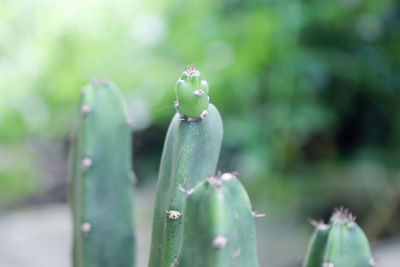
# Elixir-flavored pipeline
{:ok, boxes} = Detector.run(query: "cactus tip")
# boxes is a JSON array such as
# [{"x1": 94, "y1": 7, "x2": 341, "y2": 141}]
[{"x1": 212, "y1": 235, "x2": 228, "y2": 249}]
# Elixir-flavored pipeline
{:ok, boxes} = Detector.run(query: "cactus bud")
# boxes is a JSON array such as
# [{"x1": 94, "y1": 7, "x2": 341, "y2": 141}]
[{"x1": 175, "y1": 65, "x2": 210, "y2": 120}]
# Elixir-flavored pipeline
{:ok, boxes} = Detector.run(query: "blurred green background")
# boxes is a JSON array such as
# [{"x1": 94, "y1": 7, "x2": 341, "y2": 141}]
[{"x1": 0, "y1": 0, "x2": 399, "y2": 266}]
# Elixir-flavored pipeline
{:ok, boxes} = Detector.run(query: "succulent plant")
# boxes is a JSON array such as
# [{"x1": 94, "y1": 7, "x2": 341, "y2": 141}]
[
  {"x1": 175, "y1": 173, "x2": 260, "y2": 267},
  {"x1": 174, "y1": 65, "x2": 210, "y2": 120},
  {"x1": 303, "y1": 208, "x2": 374, "y2": 267},
  {"x1": 69, "y1": 78, "x2": 135, "y2": 267},
  {"x1": 148, "y1": 67, "x2": 223, "y2": 267}
]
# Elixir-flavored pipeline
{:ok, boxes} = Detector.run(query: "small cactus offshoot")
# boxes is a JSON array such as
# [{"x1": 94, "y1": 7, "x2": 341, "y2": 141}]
[
  {"x1": 174, "y1": 65, "x2": 210, "y2": 120},
  {"x1": 176, "y1": 173, "x2": 260, "y2": 267},
  {"x1": 303, "y1": 207, "x2": 374, "y2": 267}
]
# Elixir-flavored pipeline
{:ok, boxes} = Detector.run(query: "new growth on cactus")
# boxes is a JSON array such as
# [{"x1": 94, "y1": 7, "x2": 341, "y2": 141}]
[
  {"x1": 303, "y1": 207, "x2": 374, "y2": 267},
  {"x1": 69, "y1": 78, "x2": 135, "y2": 267},
  {"x1": 176, "y1": 173, "x2": 260, "y2": 267},
  {"x1": 174, "y1": 65, "x2": 210, "y2": 120},
  {"x1": 148, "y1": 67, "x2": 223, "y2": 267}
]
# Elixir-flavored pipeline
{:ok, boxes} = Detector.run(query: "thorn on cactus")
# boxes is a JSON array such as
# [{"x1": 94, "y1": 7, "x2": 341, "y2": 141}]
[
  {"x1": 252, "y1": 211, "x2": 266, "y2": 218},
  {"x1": 81, "y1": 157, "x2": 92, "y2": 170},
  {"x1": 212, "y1": 235, "x2": 228, "y2": 249},
  {"x1": 200, "y1": 110, "x2": 208, "y2": 119}
]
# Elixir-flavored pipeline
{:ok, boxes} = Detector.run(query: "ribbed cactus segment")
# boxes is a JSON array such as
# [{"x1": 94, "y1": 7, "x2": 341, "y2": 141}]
[
  {"x1": 302, "y1": 221, "x2": 330, "y2": 267},
  {"x1": 176, "y1": 173, "x2": 259, "y2": 267},
  {"x1": 303, "y1": 208, "x2": 374, "y2": 267},
  {"x1": 148, "y1": 100, "x2": 223, "y2": 267},
  {"x1": 174, "y1": 65, "x2": 210, "y2": 120},
  {"x1": 69, "y1": 79, "x2": 135, "y2": 267}
]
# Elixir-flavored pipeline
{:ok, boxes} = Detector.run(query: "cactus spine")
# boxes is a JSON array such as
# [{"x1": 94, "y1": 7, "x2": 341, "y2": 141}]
[
  {"x1": 176, "y1": 173, "x2": 259, "y2": 267},
  {"x1": 69, "y1": 79, "x2": 135, "y2": 267},
  {"x1": 303, "y1": 208, "x2": 374, "y2": 267},
  {"x1": 148, "y1": 67, "x2": 223, "y2": 267}
]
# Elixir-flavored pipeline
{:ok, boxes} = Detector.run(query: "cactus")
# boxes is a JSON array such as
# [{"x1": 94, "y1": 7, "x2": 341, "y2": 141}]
[
  {"x1": 148, "y1": 67, "x2": 223, "y2": 267},
  {"x1": 176, "y1": 173, "x2": 260, "y2": 267},
  {"x1": 303, "y1": 208, "x2": 374, "y2": 267},
  {"x1": 69, "y1": 78, "x2": 135, "y2": 267},
  {"x1": 174, "y1": 65, "x2": 210, "y2": 120}
]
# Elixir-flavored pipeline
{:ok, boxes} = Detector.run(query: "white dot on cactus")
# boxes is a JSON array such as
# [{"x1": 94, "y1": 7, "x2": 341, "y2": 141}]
[
  {"x1": 129, "y1": 171, "x2": 138, "y2": 184},
  {"x1": 201, "y1": 80, "x2": 208, "y2": 86},
  {"x1": 370, "y1": 258, "x2": 375, "y2": 266},
  {"x1": 81, "y1": 157, "x2": 92, "y2": 170},
  {"x1": 80, "y1": 222, "x2": 91, "y2": 235},
  {"x1": 221, "y1": 173, "x2": 234, "y2": 182},
  {"x1": 200, "y1": 110, "x2": 208, "y2": 119},
  {"x1": 212, "y1": 235, "x2": 228, "y2": 249},
  {"x1": 80, "y1": 104, "x2": 91, "y2": 114},
  {"x1": 166, "y1": 210, "x2": 182, "y2": 220},
  {"x1": 194, "y1": 90, "x2": 204, "y2": 96},
  {"x1": 174, "y1": 100, "x2": 179, "y2": 108}
]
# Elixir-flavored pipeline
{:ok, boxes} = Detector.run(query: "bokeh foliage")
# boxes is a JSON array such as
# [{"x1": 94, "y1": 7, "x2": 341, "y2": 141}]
[{"x1": 0, "y1": 0, "x2": 399, "y2": 238}]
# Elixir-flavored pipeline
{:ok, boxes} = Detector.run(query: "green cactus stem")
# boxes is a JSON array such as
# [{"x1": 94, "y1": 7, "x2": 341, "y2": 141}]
[
  {"x1": 174, "y1": 65, "x2": 210, "y2": 120},
  {"x1": 69, "y1": 78, "x2": 135, "y2": 267},
  {"x1": 148, "y1": 67, "x2": 223, "y2": 267},
  {"x1": 176, "y1": 173, "x2": 260, "y2": 267},
  {"x1": 303, "y1": 208, "x2": 374, "y2": 267}
]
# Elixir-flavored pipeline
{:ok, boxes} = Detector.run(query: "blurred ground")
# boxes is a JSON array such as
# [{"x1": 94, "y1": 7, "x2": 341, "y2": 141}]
[{"x1": 0, "y1": 182, "x2": 398, "y2": 267}]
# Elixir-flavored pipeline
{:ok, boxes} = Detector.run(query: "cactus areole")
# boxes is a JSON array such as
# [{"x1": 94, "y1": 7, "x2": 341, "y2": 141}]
[{"x1": 174, "y1": 65, "x2": 210, "y2": 120}]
